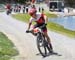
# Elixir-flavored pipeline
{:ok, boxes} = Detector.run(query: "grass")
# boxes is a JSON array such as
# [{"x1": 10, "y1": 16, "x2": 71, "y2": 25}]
[
  {"x1": 47, "y1": 22, "x2": 75, "y2": 38},
  {"x1": 12, "y1": 13, "x2": 30, "y2": 22},
  {"x1": 12, "y1": 13, "x2": 75, "y2": 38},
  {"x1": 0, "y1": 32, "x2": 19, "y2": 60},
  {"x1": 12, "y1": 13, "x2": 57, "y2": 22}
]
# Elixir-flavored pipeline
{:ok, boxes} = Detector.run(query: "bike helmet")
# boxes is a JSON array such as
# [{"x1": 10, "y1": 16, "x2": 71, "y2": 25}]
[{"x1": 28, "y1": 8, "x2": 37, "y2": 16}]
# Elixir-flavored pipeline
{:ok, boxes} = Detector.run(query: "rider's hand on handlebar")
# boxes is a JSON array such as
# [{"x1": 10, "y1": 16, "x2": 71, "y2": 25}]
[
  {"x1": 45, "y1": 23, "x2": 47, "y2": 26},
  {"x1": 26, "y1": 30, "x2": 29, "y2": 33}
]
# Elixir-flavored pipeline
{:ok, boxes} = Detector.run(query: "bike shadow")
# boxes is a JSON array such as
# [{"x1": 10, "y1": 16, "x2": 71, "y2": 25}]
[
  {"x1": 45, "y1": 52, "x2": 62, "y2": 58},
  {"x1": 36, "y1": 52, "x2": 62, "y2": 58}
]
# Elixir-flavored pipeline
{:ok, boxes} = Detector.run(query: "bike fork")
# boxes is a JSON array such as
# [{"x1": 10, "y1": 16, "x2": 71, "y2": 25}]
[{"x1": 44, "y1": 41, "x2": 53, "y2": 53}]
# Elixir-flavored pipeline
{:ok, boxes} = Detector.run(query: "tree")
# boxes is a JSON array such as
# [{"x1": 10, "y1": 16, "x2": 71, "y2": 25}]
[
  {"x1": 65, "y1": 0, "x2": 75, "y2": 7},
  {"x1": 17, "y1": 0, "x2": 31, "y2": 3}
]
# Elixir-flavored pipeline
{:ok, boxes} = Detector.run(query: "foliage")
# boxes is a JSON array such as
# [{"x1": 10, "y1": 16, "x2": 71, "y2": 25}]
[
  {"x1": 0, "y1": 32, "x2": 19, "y2": 60},
  {"x1": 17, "y1": 0, "x2": 26, "y2": 3},
  {"x1": 65, "y1": 0, "x2": 75, "y2": 7}
]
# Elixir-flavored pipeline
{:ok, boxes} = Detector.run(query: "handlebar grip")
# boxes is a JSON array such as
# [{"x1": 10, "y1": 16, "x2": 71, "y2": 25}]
[
  {"x1": 45, "y1": 23, "x2": 47, "y2": 26},
  {"x1": 26, "y1": 30, "x2": 30, "y2": 33}
]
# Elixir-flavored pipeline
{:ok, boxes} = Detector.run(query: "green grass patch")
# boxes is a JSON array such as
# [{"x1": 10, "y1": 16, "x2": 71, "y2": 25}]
[
  {"x1": 12, "y1": 13, "x2": 75, "y2": 38},
  {"x1": 45, "y1": 12, "x2": 57, "y2": 18},
  {"x1": 12, "y1": 13, "x2": 57, "y2": 22},
  {"x1": 47, "y1": 22, "x2": 75, "y2": 38},
  {"x1": 0, "y1": 32, "x2": 19, "y2": 60},
  {"x1": 12, "y1": 13, "x2": 30, "y2": 23}
]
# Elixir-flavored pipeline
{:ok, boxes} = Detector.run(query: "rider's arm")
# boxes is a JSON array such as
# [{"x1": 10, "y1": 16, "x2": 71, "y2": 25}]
[
  {"x1": 27, "y1": 22, "x2": 32, "y2": 30},
  {"x1": 44, "y1": 15, "x2": 48, "y2": 24},
  {"x1": 27, "y1": 18, "x2": 33, "y2": 30}
]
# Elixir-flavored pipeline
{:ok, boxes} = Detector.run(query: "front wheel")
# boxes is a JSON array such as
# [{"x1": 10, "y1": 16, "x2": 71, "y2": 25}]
[{"x1": 37, "y1": 34, "x2": 48, "y2": 57}]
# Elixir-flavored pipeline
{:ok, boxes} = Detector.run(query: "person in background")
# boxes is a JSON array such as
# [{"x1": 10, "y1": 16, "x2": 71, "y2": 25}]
[
  {"x1": 6, "y1": 3, "x2": 12, "y2": 15},
  {"x1": 42, "y1": 7, "x2": 44, "y2": 13},
  {"x1": 32, "y1": 5, "x2": 36, "y2": 9},
  {"x1": 26, "y1": 5, "x2": 28, "y2": 13},
  {"x1": 23, "y1": 5, "x2": 26, "y2": 13},
  {"x1": 39, "y1": 7, "x2": 41, "y2": 12},
  {"x1": 18, "y1": 5, "x2": 21, "y2": 13},
  {"x1": 6, "y1": 3, "x2": 11, "y2": 10}
]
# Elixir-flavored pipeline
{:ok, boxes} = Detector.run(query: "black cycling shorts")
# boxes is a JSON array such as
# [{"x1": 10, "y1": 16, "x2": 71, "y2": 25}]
[{"x1": 33, "y1": 23, "x2": 47, "y2": 32}]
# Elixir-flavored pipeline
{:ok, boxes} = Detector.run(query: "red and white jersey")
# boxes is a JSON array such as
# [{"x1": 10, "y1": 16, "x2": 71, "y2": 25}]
[{"x1": 29, "y1": 13, "x2": 46, "y2": 24}]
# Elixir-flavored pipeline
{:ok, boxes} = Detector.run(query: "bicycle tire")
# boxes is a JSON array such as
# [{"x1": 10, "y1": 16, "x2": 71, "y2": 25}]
[{"x1": 36, "y1": 34, "x2": 47, "y2": 57}]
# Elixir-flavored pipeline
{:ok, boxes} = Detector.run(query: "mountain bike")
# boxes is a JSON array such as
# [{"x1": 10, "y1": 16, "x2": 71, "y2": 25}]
[{"x1": 26, "y1": 24, "x2": 52, "y2": 57}]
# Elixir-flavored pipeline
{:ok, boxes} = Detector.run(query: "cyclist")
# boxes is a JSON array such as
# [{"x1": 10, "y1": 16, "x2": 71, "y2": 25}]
[
  {"x1": 6, "y1": 3, "x2": 11, "y2": 15},
  {"x1": 26, "y1": 8, "x2": 53, "y2": 53},
  {"x1": 6, "y1": 4, "x2": 11, "y2": 10}
]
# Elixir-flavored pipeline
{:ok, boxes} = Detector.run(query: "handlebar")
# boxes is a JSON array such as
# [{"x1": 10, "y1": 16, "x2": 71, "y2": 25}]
[
  {"x1": 26, "y1": 30, "x2": 32, "y2": 33},
  {"x1": 26, "y1": 30, "x2": 37, "y2": 36},
  {"x1": 26, "y1": 23, "x2": 47, "y2": 33}
]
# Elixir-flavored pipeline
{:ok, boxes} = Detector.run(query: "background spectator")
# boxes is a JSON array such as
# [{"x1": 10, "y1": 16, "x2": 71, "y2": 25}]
[
  {"x1": 42, "y1": 7, "x2": 44, "y2": 13},
  {"x1": 39, "y1": 7, "x2": 41, "y2": 12},
  {"x1": 23, "y1": 5, "x2": 26, "y2": 13},
  {"x1": 26, "y1": 6, "x2": 28, "y2": 13}
]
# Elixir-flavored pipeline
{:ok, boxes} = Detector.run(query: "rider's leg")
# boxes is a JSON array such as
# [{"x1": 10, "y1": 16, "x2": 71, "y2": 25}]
[
  {"x1": 43, "y1": 32, "x2": 53, "y2": 51},
  {"x1": 42, "y1": 26, "x2": 53, "y2": 52}
]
